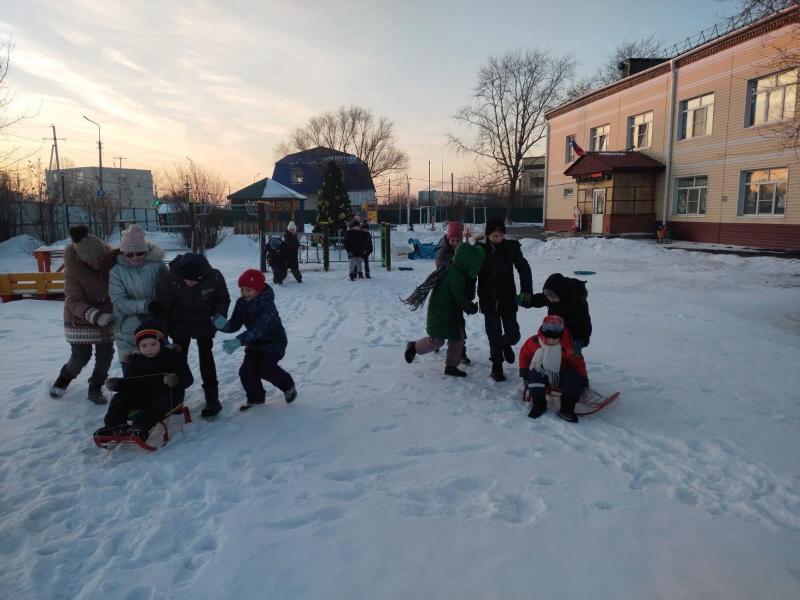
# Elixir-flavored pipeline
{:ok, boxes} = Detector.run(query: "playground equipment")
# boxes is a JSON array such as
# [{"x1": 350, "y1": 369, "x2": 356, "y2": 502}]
[{"x1": 0, "y1": 272, "x2": 65, "y2": 302}]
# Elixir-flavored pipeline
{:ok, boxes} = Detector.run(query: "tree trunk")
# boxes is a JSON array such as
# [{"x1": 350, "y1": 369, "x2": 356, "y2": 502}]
[{"x1": 505, "y1": 175, "x2": 519, "y2": 225}]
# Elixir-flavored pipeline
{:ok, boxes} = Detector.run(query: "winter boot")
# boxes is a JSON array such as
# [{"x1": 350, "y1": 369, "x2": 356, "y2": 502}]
[
  {"x1": 94, "y1": 423, "x2": 132, "y2": 437},
  {"x1": 49, "y1": 374, "x2": 72, "y2": 398},
  {"x1": 130, "y1": 425, "x2": 151, "y2": 441},
  {"x1": 502, "y1": 344, "x2": 515, "y2": 364},
  {"x1": 460, "y1": 347, "x2": 471, "y2": 365},
  {"x1": 490, "y1": 362, "x2": 506, "y2": 382},
  {"x1": 365, "y1": 272, "x2": 371, "y2": 279},
  {"x1": 358, "y1": 271, "x2": 364, "y2": 279},
  {"x1": 349, "y1": 273, "x2": 356, "y2": 282},
  {"x1": 557, "y1": 396, "x2": 580, "y2": 423},
  {"x1": 444, "y1": 365, "x2": 467, "y2": 377},
  {"x1": 404, "y1": 341, "x2": 417, "y2": 364},
  {"x1": 201, "y1": 386, "x2": 222, "y2": 418},
  {"x1": 284, "y1": 386, "x2": 298, "y2": 404},
  {"x1": 87, "y1": 384, "x2": 108, "y2": 405},
  {"x1": 527, "y1": 394, "x2": 547, "y2": 419}
]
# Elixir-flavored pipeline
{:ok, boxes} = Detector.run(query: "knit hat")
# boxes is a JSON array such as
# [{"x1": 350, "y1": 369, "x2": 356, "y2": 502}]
[
  {"x1": 179, "y1": 260, "x2": 204, "y2": 281},
  {"x1": 539, "y1": 315, "x2": 565, "y2": 338},
  {"x1": 287, "y1": 221, "x2": 297, "y2": 232},
  {"x1": 485, "y1": 217, "x2": 506, "y2": 236},
  {"x1": 69, "y1": 225, "x2": 110, "y2": 264},
  {"x1": 134, "y1": 321, "x2": 165, "y2": 345},
  {"x1": 238, "y1": 268, "x2": 266, "y2": 292},
  {"x1": 120, "y1": 224, "x2": 148, "y2": 255},
  {"x1": 446, "y1": 221, "x2": 464, "y2": 240}
]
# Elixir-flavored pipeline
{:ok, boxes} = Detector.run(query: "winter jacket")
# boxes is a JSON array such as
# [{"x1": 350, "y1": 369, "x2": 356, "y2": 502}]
[
  {"x1": 426, "y1": 243, "x2": 485, "y2": 340},
  {"x1": 109, "y1": 242, "x2": 169, "y2": 360},
  {"x1": 165, "y1": 253, "x2": 230, "y2": 340},
  {"x1": 282, "y1": 231, "x2": 301, "y2": 269},
  {"x1": 518, "y1": 329, "x2": 588, "y2": 379},
  {"x1": 221, "y1": 286, "x2": 288, "y2": 358},
  {"x1": 530, "y1": 273, "x2": 592, "y2": 345},
  {"x1": 118, "y1": 345, "x2": 194, "y2": 404},
  {"x1": 476, "y1": 238, "x2": 533, "y2": 315},
  {"x1": 62, "y1": 243, "x2": 119, "y2": 344},
  {"x1": 435, "y1": 235, "x2": 455, "y2": 269},
  {"x1": 343, "y1": 228, "x2": 366, "y2": 257},
  {"x1": 360, "y1": 229, "x2": 373, "y2": 258}
]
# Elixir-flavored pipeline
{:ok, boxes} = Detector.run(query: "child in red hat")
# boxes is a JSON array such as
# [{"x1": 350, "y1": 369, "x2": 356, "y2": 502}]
[
  {"x1": 518, "y1": 315, "x2": 587, "y2": 422},
  {"x1": 214, "y1": 269, "x2": 296, "y2": 410}
]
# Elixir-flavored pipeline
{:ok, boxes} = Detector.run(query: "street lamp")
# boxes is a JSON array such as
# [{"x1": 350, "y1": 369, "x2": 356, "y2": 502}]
[
  {"x1": 82, "y1": 115, "x2": 103, "y2": 198},
  {"x1": 253, "y1": 172, "x2": 261, "y2": 182}
]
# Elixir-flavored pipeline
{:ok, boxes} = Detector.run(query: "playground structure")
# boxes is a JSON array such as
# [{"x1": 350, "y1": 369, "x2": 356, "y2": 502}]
[{"x1": 0, "y1": 272, "x2": 65, "y2": 302}]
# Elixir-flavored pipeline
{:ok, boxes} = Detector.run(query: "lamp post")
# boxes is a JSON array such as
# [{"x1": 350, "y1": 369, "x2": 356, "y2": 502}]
[
  {"x1": 82, "y1": 115, "x2": 103, "y2": 200},
  {"x1": 253, "y1": 172, "x2": 261, "y2": 182}
]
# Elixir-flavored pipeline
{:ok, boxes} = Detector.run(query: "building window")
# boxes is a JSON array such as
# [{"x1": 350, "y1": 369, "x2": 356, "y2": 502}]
[
  {"x1": 740, "y1": 167, "x2": 787, "y2": 216},
  {"x1": 589, "y1": 124, "x2": 610, "y2": 151},
  {"x1": 563, "y1": 188, "x2": 574, "y2": 197},
  {"x1": 675, "y1": 176, "x2": 708, "y2": 216},
  {"x1": 291, "y1": 168, "x2": 304, "y2": 184},
  {"x1": 747, "y1": 69, "x2": 798, "y2": 126},
  {"x1": 627, "y1": 111, "x2": 653, "y2": 150},
  {"x1": 565, "y1": 134, "x2": 576, "y2": 163},
  {"x1": 679, "y1": 93, "x2": 714, "y2": 139}
]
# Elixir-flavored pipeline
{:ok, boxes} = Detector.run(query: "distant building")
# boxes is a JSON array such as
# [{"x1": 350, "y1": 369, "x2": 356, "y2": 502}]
[
  {"x1": 271, "y1": 147, "x2": 375, "y2": 211},
  {"x1": 45, "y1": 167, "x2": 154, "y2": 209},
  {"x1": 417, "y1": 190, "x2": 498, "y2": 206},
  {"x1": 520, "y1": 156, "x2": 545, "y2": 224}
]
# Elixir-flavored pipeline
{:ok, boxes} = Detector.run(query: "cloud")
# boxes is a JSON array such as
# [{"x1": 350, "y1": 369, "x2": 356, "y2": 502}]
[{"x1": 106, "y1": 49, "x2": 147, "y2": 73}]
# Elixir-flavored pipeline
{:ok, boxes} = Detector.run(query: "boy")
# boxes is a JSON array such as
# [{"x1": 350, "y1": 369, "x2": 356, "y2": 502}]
[
  {"x1": 282, "y1": 222, "x2": 303, "y2": 283},
  {"x1": 360, "y1": 221, "x2": 373, "y2": 279},
  {"x1": 215, "y1": 269, "x2": 297, "y2": 410},
  {"x1": 518, "y1": 315, "x2": 588, "y2": 423},
  {"x1": 524, "y1": 273, "x2": 592, "y2": 353},
  {"x1": 266, "y1": 237, "x2": 287, "y2": 285},
  {"x1": 164, "y1": 252, "x2": 230, "y2": 418},
  {"x1": 343, "y1": 219, "x2": 365, "y2": 281},
  {"x1": 94, "y1": 322, "x2": 193, "y2": 441}
]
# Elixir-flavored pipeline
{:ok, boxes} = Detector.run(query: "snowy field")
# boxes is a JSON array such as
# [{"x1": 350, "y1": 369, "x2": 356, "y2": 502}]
[{"x1": 1, "y1": 233, "x2": 800, "y2": 600}]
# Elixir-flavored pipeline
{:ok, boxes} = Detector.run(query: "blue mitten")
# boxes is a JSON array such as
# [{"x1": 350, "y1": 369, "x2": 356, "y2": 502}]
[
  {"x1": 212, "y1": 315, "x2": 228, "y2": 330},
  {"x1": 222, "y1": 338, "x2": 241, "y2": 354}
]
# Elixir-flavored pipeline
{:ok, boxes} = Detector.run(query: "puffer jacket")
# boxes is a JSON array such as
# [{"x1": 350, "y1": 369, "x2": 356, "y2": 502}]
[
  {"x1": 165, "y1": 253, "x2": 230, "y2": 340},
  {"x1": 426, "y1": 243, "x2": 485, "y2": 340},
  {"x1": 63, "y1": 244, "x2": 119, "y2": 344},
  {"x1": 435, "y1": 235, "x2": 454, "y2": 269},
  {"x1": 221, "y1": 285, "x2": 288, "y2": 358},
  {"x1": 109, "y1": 242, "x2": 168, "y2": 359},
  {"x1": 282, "y1": 231, "x2": 301, "y2": 269},
  {"x1": 530, "y1": 273, "x2": 592, "y2": 345},
  {"x1": 476, "y1": 238, "x2": 533, "y2": 314}
]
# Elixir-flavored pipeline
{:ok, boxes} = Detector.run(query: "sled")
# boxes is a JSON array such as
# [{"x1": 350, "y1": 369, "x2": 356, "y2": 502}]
[
  {"x1": 521, "y1": 386, "x2": 619, "y2": 416},
  {"x1": 93, "y1": 404, "x2": 192, "y2": 452}
]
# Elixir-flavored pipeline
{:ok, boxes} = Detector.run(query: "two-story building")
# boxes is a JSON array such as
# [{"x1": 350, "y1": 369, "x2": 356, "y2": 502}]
[{"x1": 544, "y1": 5, "x2": 799, "y2": 250}]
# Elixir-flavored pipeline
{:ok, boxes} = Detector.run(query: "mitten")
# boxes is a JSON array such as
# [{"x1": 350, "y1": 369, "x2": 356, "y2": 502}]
[
  {"x1": 96, "y1": 313, "x2": 114, "y2": 327},
  {"x1": 84, "y1": 307, "x2": 101, "y2": 324},
  {"x1": 212, "y1": 315, "x2": 228, "y2": 330},
  {"x1": 105, "y1": 377, "x2": 122, "y2": 392},
  {"x1": 163, "y1": 373, "x2": 180, "y2": 388},
  {"x1": 147, "y1": 300, "x2": 163, "y2": 314},
  {"x1": 517, "y1": 292, "x2": 534, "y2": 308},
  {"x1": 222, "y1": 338, "x2": 241, "y2": 355}
]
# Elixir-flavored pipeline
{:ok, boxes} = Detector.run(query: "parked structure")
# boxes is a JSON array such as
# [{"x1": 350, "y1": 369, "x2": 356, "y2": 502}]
[{"x1": 544, "y1": 6, "x2": 800, "y2": 249}]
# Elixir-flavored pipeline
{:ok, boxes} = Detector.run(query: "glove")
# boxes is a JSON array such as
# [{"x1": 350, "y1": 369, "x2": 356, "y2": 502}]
[
  {"x1": 84, "y1": 307, "x2": 101, "y2": 324},
  {"x1": 517, "y1": 292, "x2": 534, "y2": 308},
  {"x1": 464, "y1": 302, "x2": 479, "y2": 315},
  {"x1": 212, "y1": 315, "x2": 228, "y2": 330},
  {"x1": 163, "y1": 373, "x2": 180, "y2": 388},
  {"x1": 147, "y1": 300, "x2": 163, "y2": 315},
  {"x1": 222, "y1": 338, "x2": 241, "y2": 355},
  {"x1": 96, "y1": 313, "x2": 113, "y2": 327},
  {"x1": 105, "y1": 377, "x2": 122, "y2": 392}
]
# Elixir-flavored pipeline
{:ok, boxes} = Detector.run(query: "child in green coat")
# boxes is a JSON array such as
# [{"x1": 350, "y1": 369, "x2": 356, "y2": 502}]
[{"x1": 404, "y1": 243, "x2": 485, "y2": 377}]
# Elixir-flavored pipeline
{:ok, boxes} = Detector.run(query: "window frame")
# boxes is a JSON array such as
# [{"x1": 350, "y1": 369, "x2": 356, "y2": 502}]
[
  {"x1": 290, "y1": 168, "x2": 304, "y2": 185},
  {"x1": 565, "y1": 134, "x2": 576, "y2": 163},
  {"x1": 674, "y1": 175, "x2": 709, "y2": 216},
  {"x1": 589, "y1": 124, "x2": 610, "y2": 152},
  {"x1": 627, "y1": 111, "x2": 653, "y2": 150},
  {"x1": 678, "y1": 93, "x2": 715, "y2": 140},
  {"x1": 738, "y1": 167, "x2": 788, "y2": 217},
  {"x1": 746, "y1": 68, "x2": 798, "y2": 127}
]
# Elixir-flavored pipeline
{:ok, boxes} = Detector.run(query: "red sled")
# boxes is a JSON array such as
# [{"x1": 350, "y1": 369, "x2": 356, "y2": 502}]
[
  {"x1": 93, "y1": 404, "x2": 192, "y2": 452},
  {"x1": 521, "y1": 386, "x2": 619, "y2": 417}
]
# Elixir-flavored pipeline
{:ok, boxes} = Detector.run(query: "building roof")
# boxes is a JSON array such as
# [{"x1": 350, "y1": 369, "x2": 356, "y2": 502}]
[
  {"x1": 563, "y1": 152, "x2": 665, "y2": 178},
  {"x1": 228, "y1": 177, "x2": 306, "y2": 201},
  {"x1": 546, "y1": 5, "x2": 799, "y2": 120},
  {"x1": 272, "y1": 146, "x2": 375, "y2": 194}
]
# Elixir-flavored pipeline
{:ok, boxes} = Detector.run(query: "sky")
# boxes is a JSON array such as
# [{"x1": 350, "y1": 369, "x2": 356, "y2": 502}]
[{"x1": 1, "y1": 0, "x2": 739, "y2": 197}]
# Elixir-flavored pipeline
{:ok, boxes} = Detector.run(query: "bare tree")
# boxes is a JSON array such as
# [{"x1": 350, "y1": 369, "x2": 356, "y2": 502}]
[
  {"x1": 450, "y1": 49, "x2": 575, "y2": 223},
  {"x1": 276, "y1": 105, "x2": 409, "y2": 180},
  {"x1": 733, "y1": 0, "x2": 798, "y2": 20}
]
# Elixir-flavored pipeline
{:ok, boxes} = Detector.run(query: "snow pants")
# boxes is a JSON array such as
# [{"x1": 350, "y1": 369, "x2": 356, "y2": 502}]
[
  {"x1": 414, "y1": 336, "x2": 464, "y2": 368},
  {"x1": 239, "y1": 350, "x2": 295, "y2": 404},
  {"x1": 60, "y1": 342, "x2": 114, "y2": 386},
  {"x1": 349, "y1": 256, "x2": 364, "y2": 278},
  {"x1": 484, "y1": 310, "x2": 521, "y2": 365},
  {"x1": 104, "y1": 385, "x2": 182, "y2": 431},
  {"x1": 173, "y1": 336, "x2": 217, "y2": 390},
  {"x1": 525, "y1": 367, "x2": 588, "y2": 412}
]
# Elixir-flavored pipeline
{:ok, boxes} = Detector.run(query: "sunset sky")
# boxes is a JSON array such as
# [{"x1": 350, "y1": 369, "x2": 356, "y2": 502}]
[{"x1": 2, "y1": 0, "x2": 735, "y2": 196}]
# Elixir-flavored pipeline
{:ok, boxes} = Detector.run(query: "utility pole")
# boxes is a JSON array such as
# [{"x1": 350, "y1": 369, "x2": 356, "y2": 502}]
[
  {"x1": 115, "y1": 156, "x2": 128, "y2": 207},
  {"x1": 114, "y1": 156, "x2": 127, "y2": 169},
  {"x1": 406, "y1": 173, "x2": 411, "y2": 230},
  {"x1": 83, "y1": 116, "x2": 104, "y2": 201},
  {"x1": 45, "y1": 125, "x2": 68, "y2": 233}
]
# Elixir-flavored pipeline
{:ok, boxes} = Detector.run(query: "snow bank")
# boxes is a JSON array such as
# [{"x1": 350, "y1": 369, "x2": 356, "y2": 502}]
[{"x1": 0, "y1": 235, "x2": 44, "y2": 273}]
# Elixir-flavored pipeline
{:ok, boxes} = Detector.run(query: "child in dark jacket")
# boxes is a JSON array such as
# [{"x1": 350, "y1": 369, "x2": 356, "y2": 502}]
[
  {"x1": 525, "y1": 273, "x2": 592, "y2": 352},
  {"x1": 518, "y1": 315, "x2": 588, "y2": 423},
  {"x1": 215, "y1": 269, "x2": 297, "y2": 410},
  {"x1": 266, "y1": 237, "x2": 288, "y2": 285},
  {"x1": 360, "y1": 221, "x2": 373, "y2": 279},
  {"x1": 94, "y1": 321, "x2": 194, "y2": 441},
  {"x1": 343, "y1": 220, "x2": 365, "y2": 281}
]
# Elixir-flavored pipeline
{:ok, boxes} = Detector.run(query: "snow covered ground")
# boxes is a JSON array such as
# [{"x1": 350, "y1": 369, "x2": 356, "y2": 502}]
[{"x1": 1, "y1": 233, "x2": 799, "y2": 600}]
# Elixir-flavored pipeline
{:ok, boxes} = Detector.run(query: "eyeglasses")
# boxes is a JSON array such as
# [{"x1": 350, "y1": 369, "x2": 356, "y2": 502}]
[
  {"x1": 125, "y1": 251, "x2": 147, "y2": 258},
  {"x1": 540, "y1": 328, "x2": 563, "y2": 339}
]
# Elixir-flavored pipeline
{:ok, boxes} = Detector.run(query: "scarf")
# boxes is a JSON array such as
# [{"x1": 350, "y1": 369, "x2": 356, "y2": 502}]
[
  {"x1": 532, "y1": 336, "x2": 563, "y2": 386},
  {"x1": 401, "y1": 263, "x2": 449, "y2": 311}
]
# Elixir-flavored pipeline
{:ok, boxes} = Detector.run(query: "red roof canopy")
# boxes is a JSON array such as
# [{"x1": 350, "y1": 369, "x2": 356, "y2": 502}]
[{"x1": 564, "y1": 151, "x2": 665, "y2": 178}]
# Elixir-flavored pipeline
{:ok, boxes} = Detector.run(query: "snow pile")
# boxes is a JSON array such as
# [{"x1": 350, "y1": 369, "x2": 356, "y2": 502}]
[
  {"x1": 1, "y1": 236, "x2": 799, "y2": 599},
  {"x1": 0, "y1": 234, "x2": 44, "y2": 273}
]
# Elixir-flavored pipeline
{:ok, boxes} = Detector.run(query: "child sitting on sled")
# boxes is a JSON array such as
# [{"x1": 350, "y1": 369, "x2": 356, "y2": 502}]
[
  {"x1": 94, "y1": 322, "x2": 193, "y2": 441},
  {"x1": 518, "y1": 315, "x2": 587, "y2": 423}
]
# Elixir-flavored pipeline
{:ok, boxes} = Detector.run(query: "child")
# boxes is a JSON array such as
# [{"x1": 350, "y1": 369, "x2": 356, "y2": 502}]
[
  {"x1": 524, "y1": 273, "x2": 592, "y2": 353},
  {"x1": 518, "y1": 315, "x2": 588, "y2": 423},
  {"x1": 403, "y1": 243, "x2": 485, "y2": 377},
  {"x1": 360, "y1": 221, "x2": 373, "y2": 279},
  {"x1": 435, "y1": 221, "x2": 472, "y2": 364},
  {"x1": 266, "y1": 236, "x2": 287, "y2": 285},
  {"x1": 282, "y1": 222, "x2": 303, "y2": 283},
  {"x1": 215, "y1": 269, "x2": 297, "y2": 410},
  {"x1": 343, "y1": 219, "x2": 365, "y2": 281},
  {"x1": 94, "y1": 321, "x2": 193, "y2": 441}
]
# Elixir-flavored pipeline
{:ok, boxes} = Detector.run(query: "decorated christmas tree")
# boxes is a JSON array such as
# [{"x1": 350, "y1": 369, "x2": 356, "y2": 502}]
[{"x1": 316, "y1": 160, "x2": 352, "y2": 237}]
